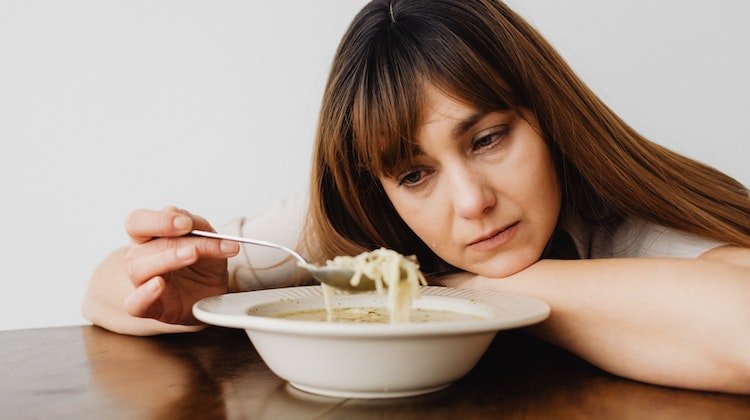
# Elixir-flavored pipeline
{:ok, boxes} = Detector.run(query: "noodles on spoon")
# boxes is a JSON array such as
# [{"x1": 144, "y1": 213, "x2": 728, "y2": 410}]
[{"x1": 301, "y1": 248, "x2": 428, "y2": 323}]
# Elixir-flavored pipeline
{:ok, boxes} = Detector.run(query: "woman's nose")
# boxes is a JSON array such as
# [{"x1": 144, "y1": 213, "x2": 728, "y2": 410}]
[{"x1": 449, "y1": 165, "x2": 496, "y2": 219}]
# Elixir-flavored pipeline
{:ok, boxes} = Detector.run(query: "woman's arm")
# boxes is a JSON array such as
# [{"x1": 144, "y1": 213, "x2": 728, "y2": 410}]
[{"x1": 441, "y1": 246, "x2": 750, "y2": 393}]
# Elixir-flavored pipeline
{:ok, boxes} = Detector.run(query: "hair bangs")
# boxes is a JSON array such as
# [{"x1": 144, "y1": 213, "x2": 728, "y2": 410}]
[
  {"x1": 350, "y1": 29, "x2": 429, "y2": 179},
  {"x1": 349, "y1": 4, "x2": 525, "y2": 180}
]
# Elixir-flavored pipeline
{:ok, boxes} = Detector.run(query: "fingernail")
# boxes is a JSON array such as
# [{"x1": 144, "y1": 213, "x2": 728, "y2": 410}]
[
  {"x1": 146, "y1": 277, "x2": 160, "y2": 293},
  {"x1": 173, "y1": 216, "x2": 192, "y2": 231},
  {"x1": 220, "y1": 240, "x2": 237, "y2": 254},
  {"x1": 176, "y1": 245, "x2": 195, "y2": 260}
]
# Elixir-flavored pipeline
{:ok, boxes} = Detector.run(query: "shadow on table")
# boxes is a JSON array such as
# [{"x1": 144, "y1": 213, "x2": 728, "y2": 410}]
[
  {"x1": 83, "y1": 326, "x2": 237, "y2": 418},
  {"x1": 83, "y1": 326, "x2": 344, "y2": 419},
  {"x1": 83, "y1": 326, "x2": 750, "y2": 419},
  {"x1": 316, "y1": 330, "x2": 750, "y2": 419}
]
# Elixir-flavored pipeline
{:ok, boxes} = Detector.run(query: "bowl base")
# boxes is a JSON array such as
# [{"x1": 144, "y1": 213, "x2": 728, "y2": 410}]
[{"x1": 289, "y1": 382, "x2": 451, "y2": 399}]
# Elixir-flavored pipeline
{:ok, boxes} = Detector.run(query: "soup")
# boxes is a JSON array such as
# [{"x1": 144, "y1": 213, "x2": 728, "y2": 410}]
[{"x1": 275, "y1": 307, "x2": 483, "y2": 323}]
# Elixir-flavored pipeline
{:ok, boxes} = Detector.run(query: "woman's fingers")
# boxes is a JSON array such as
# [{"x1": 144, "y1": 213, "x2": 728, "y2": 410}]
[
  {"x1": 125, "y1": 244, "x2": 197, "y2": 287},
  {"x1": 121, "y1": 207, "x2": 235, "y2": 325},
  {"x1": 126, "y1": 207, "x2": 218, "y2": 244},
  {"x1": 125, "y1": 238, "x2": 239, "y2": 286},
  {"x1": 126, "y1": 208, "x2": 194, "y2": 244},
  {"x1": 123, "y1": 276, "x2": 165, "y2": 319},
  {"x1": 184, "y1": 211, "x2": 214, "y2": 233}
]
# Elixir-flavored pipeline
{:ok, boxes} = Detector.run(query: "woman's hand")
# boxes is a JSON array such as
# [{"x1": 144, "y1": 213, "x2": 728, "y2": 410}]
[{"x1": 122, "y1": 207, "x2": 239, "y2": 325}]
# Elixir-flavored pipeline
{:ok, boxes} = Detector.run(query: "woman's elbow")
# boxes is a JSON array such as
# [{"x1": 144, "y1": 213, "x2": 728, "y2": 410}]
[
  {"x1": 707, "y1": 309, "x2": 750, "y2": 394},
  {"x1": 726, "y1": 322, "x2": 750, "y2": 393}
]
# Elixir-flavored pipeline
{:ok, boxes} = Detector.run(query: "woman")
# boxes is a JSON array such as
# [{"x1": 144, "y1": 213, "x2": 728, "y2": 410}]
[{"x1": 83, "y1": 0, "x2": 750, "y2": 393}]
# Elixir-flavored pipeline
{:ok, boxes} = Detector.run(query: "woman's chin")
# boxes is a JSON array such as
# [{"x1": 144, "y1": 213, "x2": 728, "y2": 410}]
[{"x1": 463, "y1": 250, "x2": 541, "y2": 279}]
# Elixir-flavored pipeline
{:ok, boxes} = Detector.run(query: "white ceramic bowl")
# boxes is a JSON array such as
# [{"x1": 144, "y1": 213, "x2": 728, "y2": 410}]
[{"x1": 193, "y1": 286, "x2": 549, "y2": 399}]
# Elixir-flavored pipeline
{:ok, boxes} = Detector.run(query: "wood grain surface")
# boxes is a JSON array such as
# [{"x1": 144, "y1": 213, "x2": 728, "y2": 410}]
[{"x1": 2, "y1": 325, "x2": 749, "y2": 419}]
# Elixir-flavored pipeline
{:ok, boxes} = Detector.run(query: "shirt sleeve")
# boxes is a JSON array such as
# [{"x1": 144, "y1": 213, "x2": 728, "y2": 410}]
[
  {"x1": 591, "y1": 218, "x2": 725, "y2": 259},
  {"x1": 220, "y1": 194, "x2": 311, "y2": 291}
]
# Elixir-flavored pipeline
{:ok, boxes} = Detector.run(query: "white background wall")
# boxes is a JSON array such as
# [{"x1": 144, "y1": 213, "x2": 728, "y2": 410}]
[{"x1": 1, "y1": 1, "x2": 748, "y2": 331}]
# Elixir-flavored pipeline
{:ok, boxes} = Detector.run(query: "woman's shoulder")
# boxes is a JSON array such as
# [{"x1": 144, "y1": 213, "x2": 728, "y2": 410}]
[{"x1": 562, "y1": 214, "x2": 725, "y2": 259}]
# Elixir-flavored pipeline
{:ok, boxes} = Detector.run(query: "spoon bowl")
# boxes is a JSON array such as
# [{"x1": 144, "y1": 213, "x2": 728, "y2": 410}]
[{"x1": 189, "y1": 230, "x2": 377, "y2": 292}]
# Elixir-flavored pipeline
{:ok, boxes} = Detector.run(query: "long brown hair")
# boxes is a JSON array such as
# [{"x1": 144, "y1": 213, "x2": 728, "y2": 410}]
[{"x1": 305, "y1": 0, "x2": 750, "y2": 274}]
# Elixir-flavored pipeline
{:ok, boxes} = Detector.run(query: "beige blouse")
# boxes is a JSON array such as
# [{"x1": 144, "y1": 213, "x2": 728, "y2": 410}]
[{"x1": 223, "y1": 194, "x2": 725, "y2": 291}]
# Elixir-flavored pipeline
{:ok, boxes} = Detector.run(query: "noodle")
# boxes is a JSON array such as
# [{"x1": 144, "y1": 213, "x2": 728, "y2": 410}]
[
  {"x1": 302, "y1": 248, "x2": 428, "y2": 323},
  {"x1": 320, "y1": 283, "x2": 335, "y2": 322}
]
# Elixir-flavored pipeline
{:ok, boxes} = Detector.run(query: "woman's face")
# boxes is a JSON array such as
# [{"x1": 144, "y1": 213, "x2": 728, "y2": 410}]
[{"x1": 379, "y1": 87, "x2": 561, "y2": 277}]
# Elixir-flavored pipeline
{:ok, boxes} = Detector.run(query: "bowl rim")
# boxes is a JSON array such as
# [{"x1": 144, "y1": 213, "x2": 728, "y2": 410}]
[{"x1": 193, "y1": 286, "x2": 550, "y2": 337}]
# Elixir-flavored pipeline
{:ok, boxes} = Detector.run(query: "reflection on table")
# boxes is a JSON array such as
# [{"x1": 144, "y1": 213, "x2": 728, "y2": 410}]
[{"x1": 2, "y1": 325, "x2": 749, "y2": 418}]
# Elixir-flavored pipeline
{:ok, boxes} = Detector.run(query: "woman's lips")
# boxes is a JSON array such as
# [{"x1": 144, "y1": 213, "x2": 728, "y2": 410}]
[{"x1": 467, "y1": 222, "x2": 519, "y2": 252}]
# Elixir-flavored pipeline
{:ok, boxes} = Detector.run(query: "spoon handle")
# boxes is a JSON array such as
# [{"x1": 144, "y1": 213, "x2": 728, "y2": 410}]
[{"x1": 189, "y1": 230, "x2": 308, "y2": 265}]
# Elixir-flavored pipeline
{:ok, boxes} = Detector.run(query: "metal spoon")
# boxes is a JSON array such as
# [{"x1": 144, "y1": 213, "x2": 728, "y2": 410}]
[{"x1": 189, "y1": 230, "x2": 376, "y2": 292}]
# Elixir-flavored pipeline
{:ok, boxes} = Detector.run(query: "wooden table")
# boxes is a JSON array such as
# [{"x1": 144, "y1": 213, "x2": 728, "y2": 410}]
[{"x1": 2, "y1": 325, "x2": 749, "y2": 419}]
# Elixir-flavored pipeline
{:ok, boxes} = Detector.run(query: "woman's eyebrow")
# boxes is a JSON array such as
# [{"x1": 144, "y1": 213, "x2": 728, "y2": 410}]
[{"x1": 452, "y1": 109, "x2": 492, "y2": 138}]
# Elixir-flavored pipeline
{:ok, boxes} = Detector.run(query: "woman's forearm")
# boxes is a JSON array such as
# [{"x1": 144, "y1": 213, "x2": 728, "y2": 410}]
[
  {"x1": 444, "y1": 250, "x2": 750, "y2": 393},
  {"x1": 82, "y1": 247, "x2": 204, "y2": 336}
]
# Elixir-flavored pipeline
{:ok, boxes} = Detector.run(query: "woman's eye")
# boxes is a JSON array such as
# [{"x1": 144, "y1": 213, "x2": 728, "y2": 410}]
[
  {"x1": 474, "y1": 136, "x2": 495, "y2": 148},
  {"x1": 398, "y1": 170, "x2": 427, "y2": 187},
  {"x1": 471, "y1": 125, "x2": 508, "y2": 151}
]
